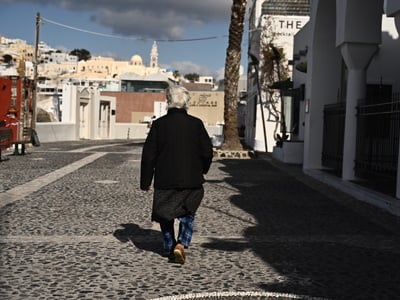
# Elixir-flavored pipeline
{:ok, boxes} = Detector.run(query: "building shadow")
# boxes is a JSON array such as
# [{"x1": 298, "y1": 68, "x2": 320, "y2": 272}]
[{"x1": 201, "y1": 158, "x2": 400, "y2": 299}]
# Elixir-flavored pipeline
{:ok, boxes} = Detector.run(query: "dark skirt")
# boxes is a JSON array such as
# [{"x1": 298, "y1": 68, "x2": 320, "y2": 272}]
[{"x1": 152, "y1": 187, "x2": 204, "y2": 222}]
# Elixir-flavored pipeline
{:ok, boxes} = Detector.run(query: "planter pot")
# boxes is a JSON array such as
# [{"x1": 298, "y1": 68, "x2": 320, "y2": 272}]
[{"x1": 272, "y1": 141, "x2": 304, "y2": 164}]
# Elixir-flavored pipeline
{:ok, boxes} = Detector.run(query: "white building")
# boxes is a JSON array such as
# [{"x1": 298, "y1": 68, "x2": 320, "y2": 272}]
[
  {"x1": 245, "y1": 0, "x2": 310, "y2": 152},
  {"x1": 36, "y1": 82, "x2": 118, "y2": 141},
  {"x1": 42, "y1": 51, "x2": 78, "y2": 64},
  {"x1": 271, "y1": 0, "x2": 400, "y2": 211},
  {"x1": 38, "y1": 41, "x2": 56, "y2": 54}
]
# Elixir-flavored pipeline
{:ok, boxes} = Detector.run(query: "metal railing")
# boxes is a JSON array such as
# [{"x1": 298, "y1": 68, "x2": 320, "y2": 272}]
[
  {"x1": 355, "y1": 97, "x2": 400, "y2": 180},
  {"x1": 322, "y1": 102, "x2": 345, "y2": 174},
  {"x1": 321, "y1": 96, "x2": 399, "y2": 196}
]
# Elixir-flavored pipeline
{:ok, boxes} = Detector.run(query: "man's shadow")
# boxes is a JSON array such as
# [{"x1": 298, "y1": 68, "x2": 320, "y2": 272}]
[{"x1": 113, "y1": 223, "x2": 164, "y2": 256}]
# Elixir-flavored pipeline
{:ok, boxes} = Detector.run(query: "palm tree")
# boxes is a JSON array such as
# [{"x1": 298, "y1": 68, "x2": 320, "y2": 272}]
[{"x1": 221, "y1": 0, "x2": 247, "y2": 151}]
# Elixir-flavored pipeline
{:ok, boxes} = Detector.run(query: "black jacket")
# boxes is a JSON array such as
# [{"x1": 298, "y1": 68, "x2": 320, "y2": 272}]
[{"x1": 140, "y1": 108, "x2": 213, "y2": 190}]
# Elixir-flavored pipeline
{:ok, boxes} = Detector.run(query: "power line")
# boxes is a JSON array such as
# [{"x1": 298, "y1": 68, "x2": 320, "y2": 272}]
[{"x1": 40, "y1": 16, "x2": 228, "y2": 43}]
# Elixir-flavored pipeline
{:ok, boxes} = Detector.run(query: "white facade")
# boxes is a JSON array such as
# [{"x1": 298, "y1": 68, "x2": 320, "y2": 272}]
[
  {"x1": 288, "y1": 0, "x2": 400, "y2": 208},
  {"x1": 246, "y1": 1, "x2": 309, "y2": 152},
  {"x1": 198, "y1": 76, "x2": 214, "y2": 84},
  {"x1": 43, "y1": 52, "x2": 78, "y2": 64},
  {"x1": 246, "y1": 0, "x2": 400, "y2": 211},
  {"x1": 37, "y1": 83, "x2": 117, "y2": 142}
]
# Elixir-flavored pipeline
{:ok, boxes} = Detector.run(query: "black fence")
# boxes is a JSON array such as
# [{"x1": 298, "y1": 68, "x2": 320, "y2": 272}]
[
  {"x1": 355, "y1": 96, "x2": 399, "y2": 194},
  {"x1": 322, "y1": 103, "x2": 346, "y2": 175},
  {"x1": 321, "y1": 96, "x2": 399, "y2": 196}
]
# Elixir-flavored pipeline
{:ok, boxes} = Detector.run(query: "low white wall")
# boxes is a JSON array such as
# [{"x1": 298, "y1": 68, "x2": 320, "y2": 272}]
[
  {"x1": 114, "y1": 123, "x2": 149, "y2": 140},
  {"x1": 206, "y1": 125, "x2": 223, "y2": 137},
  {"x1": 34, "y1": 123, "x2": 225, "y2": 143},
  {"x1": 113, "y1": 124, "x2": 223, "y2": 141},
  {"x1": 36, "y1": 123, "x2": 78, "y2": 142}
]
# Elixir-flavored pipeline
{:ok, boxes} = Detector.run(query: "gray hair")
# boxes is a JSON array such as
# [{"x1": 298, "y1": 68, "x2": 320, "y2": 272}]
[{"x1": 166, "y1": 86, "x2": 191, "y2": 110}]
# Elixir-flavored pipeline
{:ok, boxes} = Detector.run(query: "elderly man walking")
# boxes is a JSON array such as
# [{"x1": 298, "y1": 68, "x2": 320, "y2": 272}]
[{"x1": 140, "y1": 86, "x2": 213, "y2": 264}]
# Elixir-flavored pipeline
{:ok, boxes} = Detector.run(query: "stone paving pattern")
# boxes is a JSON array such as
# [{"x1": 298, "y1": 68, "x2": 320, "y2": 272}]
[{"x1": 0, "y1": 140, "x2": 399, "y2": 300}]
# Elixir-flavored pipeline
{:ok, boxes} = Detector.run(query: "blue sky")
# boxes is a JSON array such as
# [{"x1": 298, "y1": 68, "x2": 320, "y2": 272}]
[{"x1": 0, "y1": 0, "x2": 249, "y2": 80}]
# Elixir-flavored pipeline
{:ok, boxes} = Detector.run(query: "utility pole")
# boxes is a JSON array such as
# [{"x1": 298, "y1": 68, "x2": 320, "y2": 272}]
[{"x1": 32, "y1": 12, "x2": 40, "y2": 129}]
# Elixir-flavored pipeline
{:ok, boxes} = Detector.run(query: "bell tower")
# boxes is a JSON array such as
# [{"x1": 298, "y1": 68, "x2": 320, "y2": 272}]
[{"x1": 150, "y1": 41, "x2": 158, "y2": 68}]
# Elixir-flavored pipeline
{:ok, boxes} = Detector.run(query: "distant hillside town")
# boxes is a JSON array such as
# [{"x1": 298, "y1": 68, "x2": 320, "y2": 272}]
[
  {"x1": 0, "y1": 35, "x2": 227, "y2": 144},
  {"x1": 0, "y1": 36, "x2": 216, "y2": 87}
]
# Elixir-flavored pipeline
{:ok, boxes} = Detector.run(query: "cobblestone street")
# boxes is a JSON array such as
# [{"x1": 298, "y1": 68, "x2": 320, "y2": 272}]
[{"x1": 0, "y1": 140, "x2": 399, "y2": 300}]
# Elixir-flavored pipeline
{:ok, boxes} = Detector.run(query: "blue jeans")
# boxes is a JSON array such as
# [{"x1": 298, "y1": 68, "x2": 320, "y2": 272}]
[{"x1": 159, "y1": 214, "x2": 194, "y2": 253}]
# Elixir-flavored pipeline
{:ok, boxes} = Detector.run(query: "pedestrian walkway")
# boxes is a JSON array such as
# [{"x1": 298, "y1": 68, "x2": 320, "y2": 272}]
[{"x1": 0, "y1": 140, "x2": 399, "y2": 300}]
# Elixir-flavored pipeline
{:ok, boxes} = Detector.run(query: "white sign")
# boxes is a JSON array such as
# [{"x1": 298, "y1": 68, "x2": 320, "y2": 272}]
[{"x1": 263, "y1": 15, "x2": 309, "y2": 38}]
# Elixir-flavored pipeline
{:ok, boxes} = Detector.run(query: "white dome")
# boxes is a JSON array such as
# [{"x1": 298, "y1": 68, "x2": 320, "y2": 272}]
[{"x1": 130, "y1": 55, "x2": 143, "y2": 66}]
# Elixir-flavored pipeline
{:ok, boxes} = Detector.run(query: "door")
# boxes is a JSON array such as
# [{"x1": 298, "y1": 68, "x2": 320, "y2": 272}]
[
  {"x1": 79, "y1": 102, "x2": 89, "y2": 139},
  {"x1": 99, "y1": 101, "x2": 110, "y2": 139}
]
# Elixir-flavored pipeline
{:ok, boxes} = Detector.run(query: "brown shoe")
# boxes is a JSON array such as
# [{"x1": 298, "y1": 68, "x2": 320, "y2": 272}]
[{"x1": 173, "y1": 244, "x2": 185, "y2": 264}]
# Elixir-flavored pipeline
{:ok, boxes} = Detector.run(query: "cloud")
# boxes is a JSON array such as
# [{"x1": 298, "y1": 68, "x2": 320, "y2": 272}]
[
  {"x1": 164, "y1": 62, "x2": 236, "y2": 81},
  {"x1": 8, "y1": 0, "x2": 232, "y2": 39},
  {"x1": 164, "y1": 61, "x2": 212, "y2": 76},
  {"x1": 215, "y1": 67, "x2": 225, "y2": 81}
]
